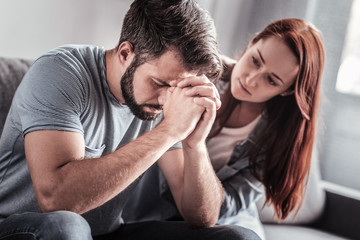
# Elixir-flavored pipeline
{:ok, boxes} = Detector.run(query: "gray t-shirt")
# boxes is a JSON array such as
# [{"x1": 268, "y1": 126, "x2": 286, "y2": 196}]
[{"x1": 0, "y1": 45, "x2": 180, "y2": 235}]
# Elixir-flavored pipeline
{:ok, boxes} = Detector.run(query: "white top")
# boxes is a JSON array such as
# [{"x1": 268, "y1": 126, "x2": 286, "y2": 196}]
[{"x1": 207, "y1": 115, "x2": 261, "y2": 172}]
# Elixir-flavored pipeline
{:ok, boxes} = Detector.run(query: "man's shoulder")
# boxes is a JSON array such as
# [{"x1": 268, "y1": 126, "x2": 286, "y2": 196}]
[
  {"x1": 27, "y1": 44, "x2": 106, "y2": 84},
  {"x1": 39, "y1": 44, "x2": 105, "y2": 64},
  {"x1": 18, "y1": 44, "x2": 106, "y2": 101}
]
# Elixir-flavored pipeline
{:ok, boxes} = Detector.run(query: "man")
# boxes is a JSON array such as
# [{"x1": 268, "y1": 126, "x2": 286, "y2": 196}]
[{"x1": 0, "y1": 0, "x2": 260, "y2": 239}]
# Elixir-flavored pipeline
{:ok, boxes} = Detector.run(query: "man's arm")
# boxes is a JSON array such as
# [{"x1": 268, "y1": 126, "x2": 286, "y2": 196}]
[
  {"x1": 158, "y1": 76, "x2": 224, "y2": 228},
  {"x1": 26, "y1": 124, "x2": 175, "y2": 214},
  {"x1": 158, "y1": 146, "x2": 224, "y2": 228},
  {"x1": 25, "y1": 87, "x2": 205, "y2": 214}
]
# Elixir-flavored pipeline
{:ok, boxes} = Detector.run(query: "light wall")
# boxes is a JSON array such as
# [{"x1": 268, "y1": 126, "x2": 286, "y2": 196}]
[
  {"x1": 0, "y1": 0, "x2": 310, "y2": 59},
  {"x1": 0, "y1": 0, "x2": 132, "y2": 59}
]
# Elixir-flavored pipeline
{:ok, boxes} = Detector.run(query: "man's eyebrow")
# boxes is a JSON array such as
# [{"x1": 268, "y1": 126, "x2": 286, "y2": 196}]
[{"x1": 257, "y1": 48, "x2": 284, "y2": 84}]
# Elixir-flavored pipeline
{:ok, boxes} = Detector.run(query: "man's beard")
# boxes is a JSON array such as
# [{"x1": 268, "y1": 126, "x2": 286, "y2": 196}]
[{"x1": 120, "y1": 59, "x2": 163, "y2": 121}]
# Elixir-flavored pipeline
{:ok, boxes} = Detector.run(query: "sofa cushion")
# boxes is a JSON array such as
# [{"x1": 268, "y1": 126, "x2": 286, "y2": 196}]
[
  {"x1": 263, "y1": 224, "x2": 348, "y2": 240},
  {"x1": 256, "y1": 148, "x2": 325, "y2": 224},
  {"x1": 0, "y1": 57, "x2": 33, "y2": 136}
]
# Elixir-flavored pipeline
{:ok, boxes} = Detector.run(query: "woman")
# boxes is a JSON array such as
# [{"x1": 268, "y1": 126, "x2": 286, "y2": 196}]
[
  {"x1": 204, "y1": 18, "x2": 325, "y2": 238},
  {"x1": 122, "y1": 18, "x2": 325, "y2": 240}
]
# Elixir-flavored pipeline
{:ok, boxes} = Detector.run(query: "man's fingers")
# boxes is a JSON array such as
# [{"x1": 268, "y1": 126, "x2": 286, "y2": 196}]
[
  {"x1": 193, "y1": 97, "x2": 217, "y2": 113},
  {"x1": 177, "y1": 75, "x2": 209, "y2": 88},
  {"x1": 185, "y1": 84, "x2": 214, "y2": 97},
  {"x1": 185, "y1": 85, "x2": 221, "y2": 110}
]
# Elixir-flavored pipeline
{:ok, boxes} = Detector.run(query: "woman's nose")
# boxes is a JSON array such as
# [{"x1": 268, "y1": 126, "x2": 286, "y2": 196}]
[{"x1": 245, "y1": 72, "x2": 258, "y2": 87}]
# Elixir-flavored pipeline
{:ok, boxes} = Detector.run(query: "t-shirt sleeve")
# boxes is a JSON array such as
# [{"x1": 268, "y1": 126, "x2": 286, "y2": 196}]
[
  {"x1": 169, "y1": 141, "x2": 182, "y2": 150},
  {"x1": 14, "y1": 54, "x2": 88, "y2": 135}
]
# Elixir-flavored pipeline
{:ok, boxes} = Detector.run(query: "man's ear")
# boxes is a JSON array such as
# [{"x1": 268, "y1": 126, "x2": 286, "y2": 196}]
[
  {"x1": 280, "y1": 89, "x2": 295, "y2": 96},
  {"x1": 117, "y1": 41, "x2": 135, "y2": 66}
]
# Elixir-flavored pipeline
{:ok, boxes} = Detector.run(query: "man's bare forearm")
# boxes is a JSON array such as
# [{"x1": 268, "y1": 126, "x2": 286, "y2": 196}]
[
  {"x1": 181, "y1": 144, "x2": 224, "y2": 227},
  {"x1": 32, "y1": 123, "x2": 178, "y2": 214}
]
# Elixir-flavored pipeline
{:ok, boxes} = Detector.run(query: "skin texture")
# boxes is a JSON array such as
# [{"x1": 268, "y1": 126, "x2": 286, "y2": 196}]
[
  {"x1": 227, "y1": 36, "x2": 299, "y2": 128},
  {"x1": 230, "y1": 36, "x2": 299, "y2": 103},
  {"x1": 24, "y1": 42, "x2": 224, "y2": 228}
]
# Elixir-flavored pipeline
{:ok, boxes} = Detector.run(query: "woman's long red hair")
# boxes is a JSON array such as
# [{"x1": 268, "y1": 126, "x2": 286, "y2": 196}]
[{"x1": 213, "y1": 18, "x2": 325, "y2": 219}]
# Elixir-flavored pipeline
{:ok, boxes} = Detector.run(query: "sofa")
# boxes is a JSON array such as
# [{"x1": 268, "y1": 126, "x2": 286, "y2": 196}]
[
  {"x1": 1, "y1": 56, "x2": 359, "y2": 240},
  {"x1": 258, "y1": 158, "x2": 360, "y2": 240}
]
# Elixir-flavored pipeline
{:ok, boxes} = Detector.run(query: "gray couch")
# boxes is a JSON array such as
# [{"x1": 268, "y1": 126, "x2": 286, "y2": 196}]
[
  {"x1": 0, "y1": 56, "x2": 359, "y2": 240},
  {"x1": 261, "y1": 189, "x2": 360, "y2": 240}
]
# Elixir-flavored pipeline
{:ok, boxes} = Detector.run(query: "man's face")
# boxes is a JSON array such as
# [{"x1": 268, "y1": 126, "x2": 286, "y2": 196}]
[
  {"x1": 120, "y1": 50, "x2": 197, "y2": 121},
  {"x1": 121, "y1": 58, "x2": 163, "y2": 121}
]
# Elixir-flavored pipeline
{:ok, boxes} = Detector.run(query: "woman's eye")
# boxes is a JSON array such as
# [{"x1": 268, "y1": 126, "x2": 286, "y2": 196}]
[
  {"x1": 252, "y1": 56, "x2": 260, "y2": 67},
  {"x1": 268, "y1": 77, "x2": 277, "y2": 86}
]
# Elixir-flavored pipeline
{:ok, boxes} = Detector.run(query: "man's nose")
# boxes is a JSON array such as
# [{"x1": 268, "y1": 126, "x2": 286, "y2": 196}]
[{"x1": 157, "y1": 88, "x2": 169, "y2": 105}]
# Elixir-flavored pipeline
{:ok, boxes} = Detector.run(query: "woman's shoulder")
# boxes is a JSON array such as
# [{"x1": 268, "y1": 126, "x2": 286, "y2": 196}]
[
  {"x1": 248, "y1": 113, "x2": 268, "y2": 142},
  {"x1": 219, "y1": 55, "x2": 236, "y2": 82}
]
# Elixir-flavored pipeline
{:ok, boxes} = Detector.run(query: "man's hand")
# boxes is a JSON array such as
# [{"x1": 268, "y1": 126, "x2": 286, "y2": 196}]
[
  {"x1": 160, "y1": 85, "x2": 207, "y2": 142},
  {"x1": 158, "y1": 75, "x2": 224, "y2": 228},
  {"x1": 170, "y1": 75, "x2": 221, "y2": 148}
]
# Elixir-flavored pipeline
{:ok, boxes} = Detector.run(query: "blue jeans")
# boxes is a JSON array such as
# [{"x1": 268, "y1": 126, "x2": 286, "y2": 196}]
[
  {"x1": 0, "y1": 211, "x2": 260, "y2": 240},
  {"x1": 0, "y1": 211, "x2": 92, "y2": 240}
]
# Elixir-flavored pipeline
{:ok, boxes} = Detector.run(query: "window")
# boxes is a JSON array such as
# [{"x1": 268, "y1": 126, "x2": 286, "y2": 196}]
[
  {"x1": 315, "y1": 0, "x2": 360, "y2": 193},
  {"x1": 336, "y1": 0, "x2": 360, "y2": 96}
]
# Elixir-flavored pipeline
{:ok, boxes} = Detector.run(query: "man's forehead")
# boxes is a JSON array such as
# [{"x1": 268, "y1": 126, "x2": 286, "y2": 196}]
[
  {"x1": 152, "y1": 71, "x2": 197, "y2": 84},
  {"x1": 146, "y1": 51, "x2": 199, "y2": 82},
  {"x1": 139, "y1": 64, "x2": 197, "y2": 82}
]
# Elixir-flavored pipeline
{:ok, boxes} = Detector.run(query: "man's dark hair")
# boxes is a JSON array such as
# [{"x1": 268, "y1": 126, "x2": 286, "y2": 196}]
[{"x1": 117, "y1": 0, "x2": 222, "y2": 80}]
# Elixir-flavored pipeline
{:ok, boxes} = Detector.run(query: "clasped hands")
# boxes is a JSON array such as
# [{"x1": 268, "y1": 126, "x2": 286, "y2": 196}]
[{"x1": 161, "y1": 75, "x2": 221, "y2": 147}]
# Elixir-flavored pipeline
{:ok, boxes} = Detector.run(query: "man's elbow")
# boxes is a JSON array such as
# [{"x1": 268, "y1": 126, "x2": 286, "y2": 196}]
[
  {"x1": 186, "y1": 213, "x2": 219, "y2": 228},
  {"x1": 35, "y1": 187, "x2": 74, "y2": 213},
  {"x1": 36, "y1": 191, "x2": 61, "y2": 213}
]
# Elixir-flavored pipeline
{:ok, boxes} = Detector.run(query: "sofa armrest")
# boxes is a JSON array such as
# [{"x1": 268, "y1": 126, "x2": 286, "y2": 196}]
[
  {"x1": 0, "y1": 56, "x2": 33, "y2": 135},
  {"x1": 312, "y1": 181, "x2": 360, "y2": 240}
]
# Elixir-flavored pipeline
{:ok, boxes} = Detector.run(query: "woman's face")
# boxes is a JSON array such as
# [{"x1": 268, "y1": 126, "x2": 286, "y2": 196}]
[{"x1": 231, "y1": 36, "x2": 299, "y2": 103}]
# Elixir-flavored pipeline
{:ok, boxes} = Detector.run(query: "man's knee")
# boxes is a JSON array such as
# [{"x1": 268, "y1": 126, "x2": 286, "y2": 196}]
[
  {"x1": 212, "y1": 225, "x2": 261, "y2": 240},
  {"x1": 0, "y1": 211, "x2": 91, "y2": 240},
  {"x1": 40, "y1": 211, "x2": 92, "y2": 239}
]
